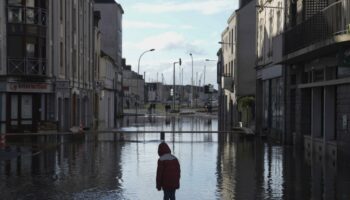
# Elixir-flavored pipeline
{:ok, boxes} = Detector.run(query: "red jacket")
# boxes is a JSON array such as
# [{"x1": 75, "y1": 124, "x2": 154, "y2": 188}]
[{"x1": 156, "y1": 142, "x2": 181, "y2": 190}]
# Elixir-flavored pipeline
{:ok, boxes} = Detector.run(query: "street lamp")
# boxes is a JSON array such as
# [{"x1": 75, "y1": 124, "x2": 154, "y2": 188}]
[
  {"x1": 204, "y1": 59, "x2": 217, "y2": 86},
  {"x1": 189, "y1": 53, "x2": 194, "y2": 108},
  {"x1": 218, "y1": 41, "x2": 234, "y2": 45},
  {"x1": 173, "y1": 58, "x2": 182, "y2": 111},
  {"x1": 136, "y1": 48, "x2": 155, "y2": 116}
]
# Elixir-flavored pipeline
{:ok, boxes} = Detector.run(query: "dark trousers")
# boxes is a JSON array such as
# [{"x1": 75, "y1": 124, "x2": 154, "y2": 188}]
[{"x1": 163, "y1": 189, "x2": 176, "y2": 200}]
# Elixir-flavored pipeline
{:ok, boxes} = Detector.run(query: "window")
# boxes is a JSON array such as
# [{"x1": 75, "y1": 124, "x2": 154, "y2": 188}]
[
  {"x1": 26, "y1": 8, "x2": 35, "y2": 24},
  {"x1": 8, "y1": 7, "x2": 23, "y2": 23},
  {"x1": 8, "y1": 0, "x2": 22, "y2": 6},
  {"x1": 8, "y1": 36, "x2": 24, "y2": 58}
]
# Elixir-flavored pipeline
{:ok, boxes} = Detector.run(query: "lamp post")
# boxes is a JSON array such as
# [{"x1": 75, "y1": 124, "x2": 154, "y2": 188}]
[
  {"x1": 136, "y1": 49, "x2": 155, "y2": 116},
  {"x1": 204, "y1": 59, "x2": 217, "y2": 86},
  {"x1": 189, "y1": 53, "x2": 194, "y2": 108},
  {"x1": 173, "y1": 58, "x2": 182, "y2": 111}
]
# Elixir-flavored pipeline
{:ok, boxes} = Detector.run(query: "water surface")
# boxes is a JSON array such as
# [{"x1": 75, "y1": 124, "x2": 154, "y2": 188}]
[{"x1": 1, "y1": 115, "x2": 350, "y2": 199}]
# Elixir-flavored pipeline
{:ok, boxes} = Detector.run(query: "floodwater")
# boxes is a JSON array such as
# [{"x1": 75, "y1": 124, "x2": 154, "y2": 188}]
[{"x1": 1, "y1": 115, "x2": 350, "y2": 200}]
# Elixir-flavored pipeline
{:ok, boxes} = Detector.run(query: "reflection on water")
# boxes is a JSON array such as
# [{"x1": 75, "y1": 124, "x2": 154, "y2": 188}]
[{"x1": 0, "y1": 115, "x2": 350, "y2": 200}]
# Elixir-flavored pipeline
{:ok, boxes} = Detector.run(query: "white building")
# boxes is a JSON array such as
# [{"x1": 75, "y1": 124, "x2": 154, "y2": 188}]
[{"x1": 220, "y1": 12, "x2": 237, "y2": 130}]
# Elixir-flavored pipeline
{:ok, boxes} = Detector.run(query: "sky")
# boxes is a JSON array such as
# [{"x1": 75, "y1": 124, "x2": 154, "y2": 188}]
[{"x1": 117, "y1": 0, "x2": 238, "y2": 88}]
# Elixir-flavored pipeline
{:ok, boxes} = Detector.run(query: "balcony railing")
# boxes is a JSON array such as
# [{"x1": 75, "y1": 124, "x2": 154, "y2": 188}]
[
  {"x1": 8, "y1": 58, "x2": 47, "y2": 76},
  {"x1": 284, "y1": 0, "x2": 350, "y2": 55},
  {"x1": 221, "y1": 76, "x2": 234, "y2": 92}
]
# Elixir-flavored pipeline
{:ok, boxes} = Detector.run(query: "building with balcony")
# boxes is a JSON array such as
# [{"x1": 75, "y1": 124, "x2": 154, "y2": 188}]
[
  {"x1": 255, "y1": 0, "x2": 285, "y2": 140},
  {"x1": 0, "y1": 0, "x2": 96, "y2": 133},
  {"x1": 0, "y1": 0, "x2": 51, "y2": 133},
  {"x1": 281, "y1": 0, "x2": 350, "y2": 156}
]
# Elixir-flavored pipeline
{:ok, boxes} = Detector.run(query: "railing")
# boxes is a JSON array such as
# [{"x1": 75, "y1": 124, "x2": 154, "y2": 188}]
[
  {"x1": 284, "y1": 0, "x2": 350, "y2": 55},
  {"x1": 221, "y1": 76, "x2": 234, "y2": 91},
  {"x1": 8, "y1": 58, "x2": 47, "y2": 76}
]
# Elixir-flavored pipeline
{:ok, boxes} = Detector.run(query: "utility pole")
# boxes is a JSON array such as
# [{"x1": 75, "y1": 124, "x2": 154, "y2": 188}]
[{"x1": 173, "y1": 58, "x2": 182, "y2": 111}]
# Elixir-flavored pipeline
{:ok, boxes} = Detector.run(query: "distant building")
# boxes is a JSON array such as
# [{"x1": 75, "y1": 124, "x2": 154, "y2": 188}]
[
  {"x1": 123, "y1": 65, "x2": 145, "y2": 109},
  {"x1": 145, "y1": 82, "x2": 164, "y2": 103}
]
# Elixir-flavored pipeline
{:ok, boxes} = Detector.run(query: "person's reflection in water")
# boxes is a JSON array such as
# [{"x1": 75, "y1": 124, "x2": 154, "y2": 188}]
[{"x1": 156, "y1": 142, "x2": 181, "y2": 200}]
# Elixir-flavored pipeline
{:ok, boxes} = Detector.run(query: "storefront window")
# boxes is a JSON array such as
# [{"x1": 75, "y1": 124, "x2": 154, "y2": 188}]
[{"x1": 263, "y1": 80, "x2": 270, "y2": 128}]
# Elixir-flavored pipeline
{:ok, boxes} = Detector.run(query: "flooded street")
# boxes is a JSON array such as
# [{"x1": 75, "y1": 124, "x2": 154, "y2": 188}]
[{"x1": 1, "y1": 115, "x2": 350, "y2": 200}]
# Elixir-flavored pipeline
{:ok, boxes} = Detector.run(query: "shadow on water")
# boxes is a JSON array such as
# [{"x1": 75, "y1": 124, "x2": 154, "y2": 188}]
[{"x1": 0, "y1": 115, "x2": 350, "y2": 199}]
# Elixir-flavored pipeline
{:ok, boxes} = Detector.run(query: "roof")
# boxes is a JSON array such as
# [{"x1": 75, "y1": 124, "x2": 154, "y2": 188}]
[{"x1": 94, "y1": 0, "x2": 124, "y2": 14}]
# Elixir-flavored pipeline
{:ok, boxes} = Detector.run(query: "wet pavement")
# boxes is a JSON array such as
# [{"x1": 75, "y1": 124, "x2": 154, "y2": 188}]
[{"x1": 1, "y1": 115, "x2": 350, "y2": 200}]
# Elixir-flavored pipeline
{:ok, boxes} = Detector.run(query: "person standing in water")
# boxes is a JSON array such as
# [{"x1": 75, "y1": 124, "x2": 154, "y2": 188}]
[{"x1": 156, "y1": 142, "x2": 181, "y2": 200}]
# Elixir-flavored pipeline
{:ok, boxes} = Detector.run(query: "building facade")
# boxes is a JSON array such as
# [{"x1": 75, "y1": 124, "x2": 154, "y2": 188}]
[
  {"x1": 235, "y1": 0, "x2": 257, "y2": 129},
  {"x1": 96, "y1": 51, "x2": 117, "y2": 130},
  {"x1": 94, "y1": 0, "x2": 124, "y2": 122},
  {"x1": 0, "y1": 0, "x2": 95, "y2": 133},
  {"x1": 220, "y1": 12, "x2": 237, "y2": 131},
  {"x1": 219, "y1": 0, "x2": 257, "y2": 131},
  {"x1": 255, "y1": 0, "x2": 285, "y2": 140},
  {"x1": 123, "y1": 65, "x2": 145, "y2": 109},
  {"x1": 282, "y1": 0, "x2": 350, "y2": 156},
  {"x1": 55, "y1": 0, "x2": 95, "y2": 131}
]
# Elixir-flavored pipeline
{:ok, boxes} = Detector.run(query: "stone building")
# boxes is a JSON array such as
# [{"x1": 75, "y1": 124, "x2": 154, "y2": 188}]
[
  {"x1": 0, "y1": 0, "x2": 95, "y2": 133},
  {"x1": 255, "y1": 0, "x2": 285, "y2": 140},
  {"x1": 235, "y1": 0, "x2": 257, "y2": 129},
  {"x1": 220, "y1": 12, "x2": 237, "y2": 131},
  {"x1": 123, "y1": 65, "x2": 145, "y2": 109},
  {"x1": 219, "y1": 0, "x2": 256, "y2": 131},
  {"x1": 94, "y1": 0, "x2": 124, "y2": 122}
]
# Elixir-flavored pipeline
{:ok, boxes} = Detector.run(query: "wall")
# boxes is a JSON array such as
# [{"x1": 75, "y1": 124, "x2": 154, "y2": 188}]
[
  {"x1": 0, "y1": 1, "x2": 5, "y2": 75},
  {"x1": 337, "y1": 84, "x2": 350, "y2": 143},
  {"x1": 94, "y1": 3, "x2": 123, "y2": 67},
  {"x1": 236, "y1": 0, "x2": 256, "y2": 97}
]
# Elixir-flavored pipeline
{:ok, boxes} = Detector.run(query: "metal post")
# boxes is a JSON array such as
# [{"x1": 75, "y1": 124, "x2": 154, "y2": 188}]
[
  {"x1": 136, "y1": 49, "x2": 155, "y2": 116},
  {"x1": 173, "y1": 62, "x2": 176, "y2": 110},
  {"x1": 160, "y1": 131, "x2": 165, "y2": 141},
  {"x1": 190, "y1": 53, "x2": 194, "y2": 108}
]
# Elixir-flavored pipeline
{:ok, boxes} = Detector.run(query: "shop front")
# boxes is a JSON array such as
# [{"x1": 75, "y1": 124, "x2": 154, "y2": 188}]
[{"x1": 3, "y1": 82, "x2": 54, "y2": 133}]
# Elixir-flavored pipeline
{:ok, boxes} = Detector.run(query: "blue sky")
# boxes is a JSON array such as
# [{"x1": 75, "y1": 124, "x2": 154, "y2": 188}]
[{"x1": 117, "y1": 0, "x2": 238, "y2": 87}]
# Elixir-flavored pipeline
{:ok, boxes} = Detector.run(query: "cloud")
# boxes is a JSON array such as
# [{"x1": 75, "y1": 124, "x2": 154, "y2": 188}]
[
  {"x1": 124, "y1": 20, "x2": 194, "y2": 30},
  {"x1": 133, "y1": 0, "x2": 236, "y2": 15},
  {"x1": 128, "y1": 31, "x2": 206, "y2": 55}
]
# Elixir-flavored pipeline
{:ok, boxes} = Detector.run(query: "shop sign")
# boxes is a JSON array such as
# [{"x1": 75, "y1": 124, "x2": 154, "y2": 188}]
[
  {"x1": 56, "y1": 81, "x2": 70, "y2": 89},
  {"x1": 8, "y1": 82, "x2": 51, "y2": 93}
]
